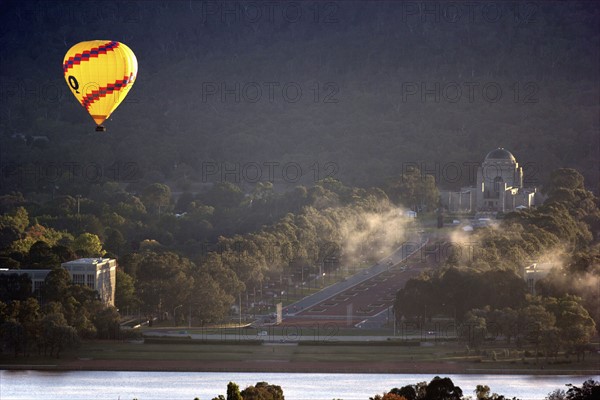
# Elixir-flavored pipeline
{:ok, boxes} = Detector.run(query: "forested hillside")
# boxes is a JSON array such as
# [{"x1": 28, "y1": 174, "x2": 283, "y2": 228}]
[{"x1": 0, "y1": 1, "x2": 598, "y2": 192}]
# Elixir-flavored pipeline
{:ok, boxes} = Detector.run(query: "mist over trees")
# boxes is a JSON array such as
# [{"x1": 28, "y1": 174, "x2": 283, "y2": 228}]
[{"x1": 395, "y1": 168, "x2": 600, "y2": 355}]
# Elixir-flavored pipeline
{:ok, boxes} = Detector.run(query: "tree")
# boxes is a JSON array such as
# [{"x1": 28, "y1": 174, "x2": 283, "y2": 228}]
[
  {"x1": 118, "y1": 252, "x2": 144, "y2": 279},
  {"x1": 72, "y1": 312, "x2": 97, "y2": 340},
  {"x1": 475, "y1": 385, "x2": 491, "y2": 400},
  {"x1": 482, "y1": 270, "x2": 527, "y2": 310},
  {"x1": 565, "y1": 379, "x2": 600, "y2": 400},
  {"x1": 518, "y1": 304, "x2": 556, "y2": 360},
  {"x1": 390, "y1": 385, "x2": 417, "y2": 400},
  {"x1": 10, "y1": 224, "x2": 71, "y2": 254},
  {"x1": 41, "y1": 312, "x2": 78, "y2": 358},
  {"x1": 4, "y1": 207, "x2": 28, "y2": 232},
  {"x1": 115, "y1": 193, "x2": 147, "y2": 218},
  {"x1": 192, "y1": 270, "x2": 234, "y2": 323},
  {"x1": 395, "y1": 277, "x2": 434, "y2": 324},
  {"x1": 424, "y1": 376, "x2": 463, "y2": 400},
  {"x1": 73, "y1": 233, "x2": 105, "y2": 258},
  {"x1": 227, "y1": 381, "x2": 242, "y2": 400},
  {"x1": 175, "y1": 191, "x2": 194, "y2": 213},
  {"x1": 544, "y1": 296, "x2": 596, "y2": 358},
  {"x1": 546, "y1": 389, "x2": 567, "y2": 400},
  {"x1": 141, "y1": 183, "x2": 172, "y2": 215},
  {"x1": 218, "y1": 237, "x2": 265, "y2": 288},
  {"x1": 51, "y1": 244, "x2": 76, "y2": 263},
  {"x1": 28, "y1": 240, "x2": 61, "y2": 268},
  {"x1": 371, "y1": 394, "x2": 407, "y2": 400},
  {"x1": 41, "y1": 267, "x2": 71, "y2": 304},
  {"x1": 201, "y1": 182, "x2": 244, "y2": 210},
  {"x1": 104, "y1": 228, "x2": 127, "y2": 257},
  {"x1": 0, "y1": 273, "x2": 32, "y2": 302},
  {"x1": 0, "y1": 225, "x2": 21, "y2": 252},
  {"x1": 543, "y1": 168, "x2": 585, "y2": 197},
  {"x1": 385, "y1": 167, "x2": 439, "y2": 212},
  {"x1": 0, "y1": 319, "x2": 25, "y2": 357},
  {"x1": 135, "y1": 252, "x2": 195, "y2": 315},
  {"x1": 13, "y1": 297, "x2": 42, "y2": 356},
  {"x1": 115, "y1": 269, "x2": 139, "y2": 313},
  {"x1": 460, "y1": 311, "x2": 487, "y2": 349},
  {"x1": 92, "y1": 306, "x2": 120, "y2": 340},
  {"x1": 540, "y1": 326, "x2": 561, "y2": 360},
  {"x1": 0, "y1": 207, "x2": 29, "y2": 251},
  {"x1": 240, "y1": 382, "x2": 284, "y2": 400},
  {"x1": 201, "y1": 253, "x2": 246, "y2": 296}
]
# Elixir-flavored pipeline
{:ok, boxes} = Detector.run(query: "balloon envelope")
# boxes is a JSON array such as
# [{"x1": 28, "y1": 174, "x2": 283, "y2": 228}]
[{"x1": 63, "y1": 40, "x2": 137, "y2": 128}]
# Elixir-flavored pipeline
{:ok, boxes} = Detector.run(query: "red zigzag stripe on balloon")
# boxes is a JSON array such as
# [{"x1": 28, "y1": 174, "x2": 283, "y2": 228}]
[
  {"x1": 63, "y1": 41, "x2": 120, "y2": 73},
  {"x1": 80, "y1": 73, "x2": 135, "y2": 111}
]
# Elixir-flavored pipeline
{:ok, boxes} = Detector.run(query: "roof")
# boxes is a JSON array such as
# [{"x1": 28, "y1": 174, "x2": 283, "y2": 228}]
[
  {"x1": 485, "y1": 148, "x2": 516, "y2": 162},
  {"x1": 62, "y1": 258, "x2": 111, "y2": 265}
]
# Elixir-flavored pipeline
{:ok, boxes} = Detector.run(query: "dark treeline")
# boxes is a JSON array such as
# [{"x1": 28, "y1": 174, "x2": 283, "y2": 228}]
[
  {"x1": 204, "y1": 377, "x2": 600, "y2": 400},
  {"x1": 208, "y1": 381, "x2": 283, "y2": 400}
]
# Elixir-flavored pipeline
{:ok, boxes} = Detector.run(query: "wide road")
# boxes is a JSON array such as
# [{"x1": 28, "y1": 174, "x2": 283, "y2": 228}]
[
  {"x1": 278, "y1": 234, "x2": 436, "y2": 327},
  {"x1": 143, "y1": 328, "x2": 457, "y2": 342}
]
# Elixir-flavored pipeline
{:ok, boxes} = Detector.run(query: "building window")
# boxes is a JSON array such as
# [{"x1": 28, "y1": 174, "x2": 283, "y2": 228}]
[
  {"x1": 72, "y1": 273, "x2": 85, "y2": 285},
  {"x1": 494, "y1": 176, "x2": 504, "y2": 194},
  {"x1": 86, "y1": 274, "x2": 95, "y2": 289}
]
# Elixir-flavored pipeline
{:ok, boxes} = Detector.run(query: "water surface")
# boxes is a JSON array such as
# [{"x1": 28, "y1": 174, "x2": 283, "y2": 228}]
[{"x1": 0, "y1": 371, "x2": 595, "y2": 400}]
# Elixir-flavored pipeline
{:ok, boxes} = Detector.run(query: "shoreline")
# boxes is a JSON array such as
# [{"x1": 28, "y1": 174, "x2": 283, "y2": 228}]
[{"x1": 1, "y1": 359, "x2": 597, "y2": 376}]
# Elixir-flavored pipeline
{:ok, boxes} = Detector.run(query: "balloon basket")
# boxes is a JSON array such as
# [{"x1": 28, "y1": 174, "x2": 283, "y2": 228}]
[{"x1": 95, "y1": 125, "x2": 106, "y2": 132}]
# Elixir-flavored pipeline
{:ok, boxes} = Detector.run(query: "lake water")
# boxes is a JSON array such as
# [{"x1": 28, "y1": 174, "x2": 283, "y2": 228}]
[{"x1": 0, "y1": 371, "x2": 596, "y2": 400}]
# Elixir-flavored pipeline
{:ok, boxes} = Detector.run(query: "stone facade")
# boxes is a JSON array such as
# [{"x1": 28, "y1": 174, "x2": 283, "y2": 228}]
[
  {"x1": 441, "y1": 148, "x2": 538, "y2": 213},
  {"x1": 62, "y1": 258, "x2": 117, "y2": 306},
  {"x1": 0, "y1": 258, "x2": 117, "y2": 306}
]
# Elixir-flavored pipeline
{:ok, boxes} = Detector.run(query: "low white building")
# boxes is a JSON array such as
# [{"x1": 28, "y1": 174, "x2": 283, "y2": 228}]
[
  {"x1": 0, "y1": 269, "x2": 50, "y2": 294},
  {"x1": 62, "y1": 258, "x2": 117, "y2": 306},
  {"x1": 0, "y1": 258, "x2": 117, "y2": 306}
]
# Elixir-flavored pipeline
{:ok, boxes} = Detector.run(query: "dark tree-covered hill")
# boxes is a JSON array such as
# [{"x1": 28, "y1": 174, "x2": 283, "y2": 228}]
[{"x1": 0, "y1": 1, "x2": 598, "y2": 193}]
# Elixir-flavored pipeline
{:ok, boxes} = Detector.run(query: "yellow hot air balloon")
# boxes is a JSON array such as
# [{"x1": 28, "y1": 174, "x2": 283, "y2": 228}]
[{"x1": 63, "y1": 40, "x2": 137, "y2": 131}]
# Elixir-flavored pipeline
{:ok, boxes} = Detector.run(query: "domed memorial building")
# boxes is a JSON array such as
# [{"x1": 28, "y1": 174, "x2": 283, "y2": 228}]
[{"x1": 441, "y1": 148, "x2": 540, "y2": 213}]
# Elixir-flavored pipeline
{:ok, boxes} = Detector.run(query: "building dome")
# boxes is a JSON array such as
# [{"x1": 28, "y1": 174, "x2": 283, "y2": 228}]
[{"x1": 485, "y1": 148, "x2": 516, "y2": 162}]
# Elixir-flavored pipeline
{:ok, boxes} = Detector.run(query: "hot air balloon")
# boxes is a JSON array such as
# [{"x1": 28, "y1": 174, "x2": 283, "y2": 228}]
[{"x1": 63, "y1": 40, "x2": 137, "y2": 131}]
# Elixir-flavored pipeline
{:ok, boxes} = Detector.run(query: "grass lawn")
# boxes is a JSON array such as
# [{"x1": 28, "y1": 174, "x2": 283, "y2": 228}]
[{"x1": 2, "y1": 339, "x2": 597, "y2": 374}]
